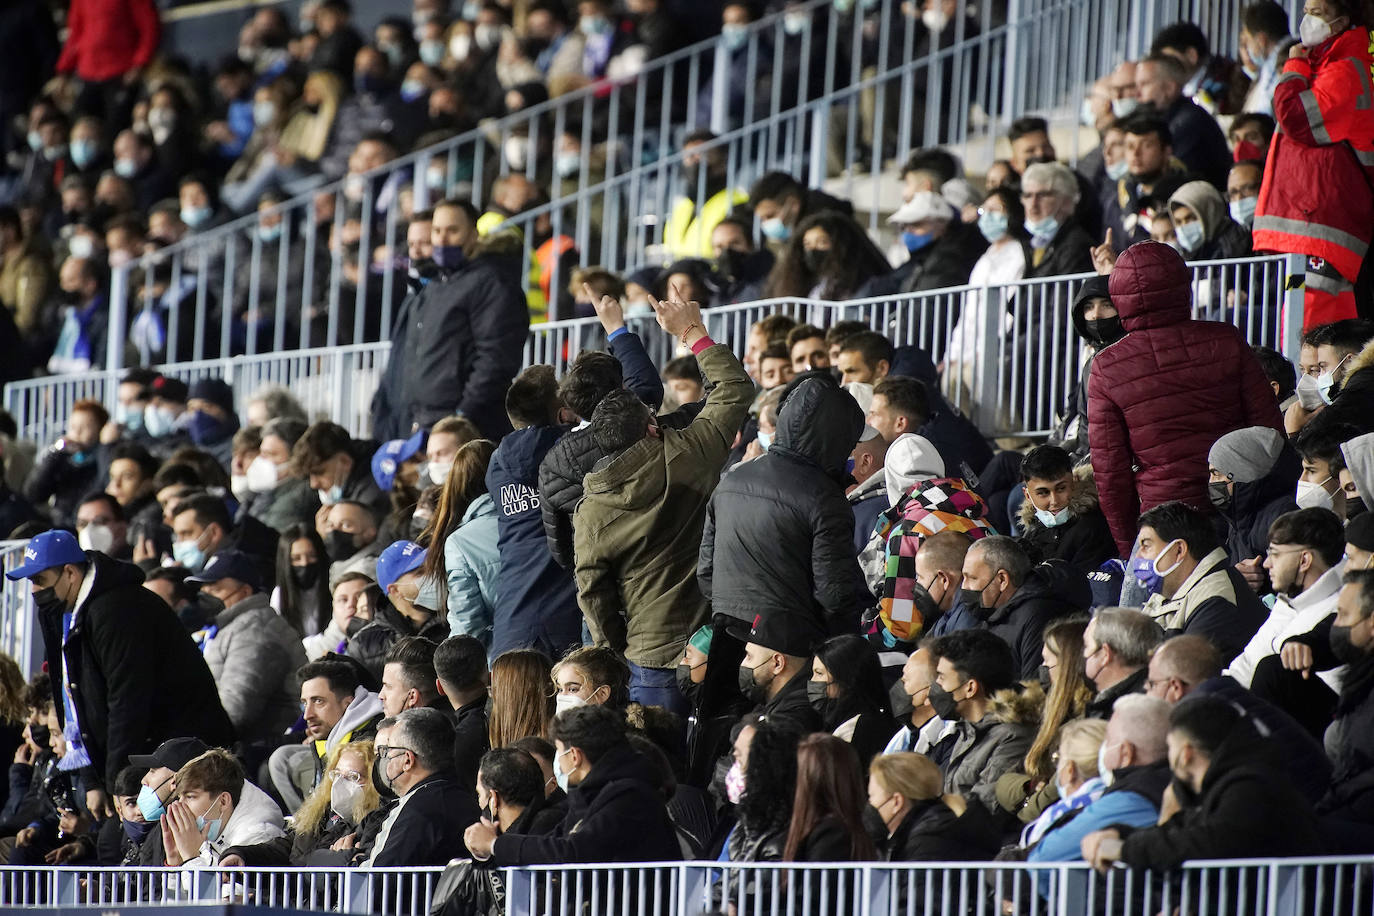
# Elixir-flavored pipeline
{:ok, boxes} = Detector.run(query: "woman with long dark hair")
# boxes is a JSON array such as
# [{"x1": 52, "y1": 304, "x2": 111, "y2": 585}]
[
  {"x1": 783, "y1": 734, "x2": 877, "y2": 862},
  {"x1": 272, "y1": 523, "x2": 330, "y2": 637},
  {"x1": 419, "y1": 439, "x2": 498, "y2": 644},
  {"x1": 809, "y1": 635, "x2": 898, "y2": 768},
  {"x1": 763, "y1": 212, "x2": 890, "y2": 300},
  {"x1": 714, "y1": 719, "x2": 801, "y2": 911}
]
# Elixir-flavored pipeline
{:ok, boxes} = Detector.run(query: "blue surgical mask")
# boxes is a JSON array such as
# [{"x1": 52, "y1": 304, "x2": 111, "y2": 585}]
[
  {"x1": 555, "y1": 152, "x2": 581, "y2": 178},
  {"x1": 977, "y1": 210, "x2": 1008, "y2": 243},
  {"x1": 181, "y1": 205, "x2": 213, "y2": 229},
  {"x1": 1229, "y1": 196, "x2": 1257, "y2": 229},
  {"x1": 1174, "y1": 220, "x2": 1204, "y2": 254},
  {"x1": 115, "y1": 402, "x2": 145, "y2": 432},
  {"x1": 1111, "y1": 98, "x2": 1138, "y2": 119},
  {"x1": 137, "y1": 783, "x2": 167, "y2": 821},
  {"x1": 1106, "y1": 159, "x2": 1130, "y2": 182},
  {"x1": 757, "y1": 430, "x2": 772, "y2": 451},
  {"x1": 721, "y1": 24, "x2": 749, "y2": 52},
  {"x1": 760, "y1": 217, "x2": 790, "y2": 242},
  {"x1": 69, "y1": 139, "x2": 98, "y2": 170},
  {"x1": 317, "y1": 484, "x2": 344, "y2": 506},
  {"x1": 195, "y1": 798, "x2": 225, "y2": 844},
  {"x1": 579, "y1": 14, "x2": 611, "y2": 36},
  {"x1": 553, "y1": 747, "x2": 572, "y2": 792},
  {"x1": 173, "y1": 537, "x2": 207, "y2": 573},
  {"x1": 1025, "y1": 216, "x2": 1060, "y2": 242},
  {"x1": 252, "y1": 100, "x2": 277, "y2": 128},
  {"x1": 902, "y1": 230, "x2": 935, "y2": 253},
  {"x1": 1035, "y1": 506, "x2": 1071, "y2": 528},
  {"x1": 400, "y1": 80, "x2": 427, "y2": 102},
  {"x1": 114, "y1": 157, "x2": 138, "y2": 179},
  {"x1": 1131, "y1": 538, "x2": 1184, "y2": 595},
  {"x1": 257, "y1": 222, "x2": 282, "y2": 242},
  {"x1": 419, "y1": 40, "x2": 445, "y2": 67}
]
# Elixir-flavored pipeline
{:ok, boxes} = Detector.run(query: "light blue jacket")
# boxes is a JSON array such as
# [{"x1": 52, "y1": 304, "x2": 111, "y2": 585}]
[
  {"x1": 1027, "y1": 786, "x2": 1160, "y2": 896},
  {"x1": 445, "y1": 493, "x2": 501, "y2": 648}
]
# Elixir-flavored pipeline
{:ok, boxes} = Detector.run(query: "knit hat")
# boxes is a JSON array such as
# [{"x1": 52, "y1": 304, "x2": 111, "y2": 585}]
[
  {"x1": 1346, "y1": 512, "x2": 1374, "y2": 554},
  {"x1": 188, "y1": 377, "x2": 235, "y2": 415},
  {"x1": 884, "y1": 433, "x2": 946, "y2": 504},
  {"x1": 1208, "y1": 427, "x2": 1284, "y2": 483}
]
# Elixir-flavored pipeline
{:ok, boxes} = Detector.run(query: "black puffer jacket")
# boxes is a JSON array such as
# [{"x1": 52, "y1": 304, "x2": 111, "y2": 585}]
[
  {"x1": 698, "y1": 371, "x2": 870, "y2": 637},
  {"x1": 36, "y1": 552, "x2": 235, "y2": 790}
]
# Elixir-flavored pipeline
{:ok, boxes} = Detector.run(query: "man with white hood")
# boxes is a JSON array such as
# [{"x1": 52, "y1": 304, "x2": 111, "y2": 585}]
[{"x1": 161, "y1": 749, "x2": 284, "y2": 869}]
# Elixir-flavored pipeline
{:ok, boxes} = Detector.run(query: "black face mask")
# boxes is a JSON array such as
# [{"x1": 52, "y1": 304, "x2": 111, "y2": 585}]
[
  {"x1": 738, "y1": 663, "x2": 770, "y2": 705},
  {"x1": 675, "y1": 664, "x2": 702, "y2": 704},
  {"x1": 199, "y1": 592, "x2": 226, "y2": 617},
  {"x1": 290, "y1": 564, "x2": 320, "y2": 591},
  {"x1": 29, "y1": 723, "x2": 50, "y2": 748},
  {"x1": 1170, "y1": 772, "x2": 1200, "y2": 809},
  {"x1": 802, "y1": 248, "x2": 829, "y2": 276},
  {"x1": 927, "y1": 681, "x2": 961, "y2": 721},
  {"x1": 1208, "y1": 481, "x2": 1232, "y2": 511},
  {"x1": 1037, "y1": 665, "x2": 1053, "y2": 691},
  {"x1": 1347, "y1": 496, "x2": 1368, "y2": 519},
  {"x1": 888, "y1": 678, "x2": 914, "y2": 720},
  {"x1": 960, "y1": 585, "x2": 996, "y2": 619},
  {"x1": 32, "y1": 585, "x2": 61, "y2": 610},
  {"x1": 861, "y1": 803, "x2": 890, "y2": 841},
  {"x1": 716, "y1": 248, "x2": 740, "y2": 281},
  {"x1": 1084, "y1": 316, "x2": 1125, "y2": 348},
  {"x1": 373, "y1": 756, "x2": 397, "y2": 802},
  {"x1": 682, "y1": 163, "x2": 700, "y2": 191},
  {"x1": 806, "y1": 679, "x2": 838, "y2": 722},
  {"x1": 1331, "y1": 624, "x2": 1367, "y2": 665},
  {"x1": 324, "y1": 530, "x2": 359, "y2": 562}
]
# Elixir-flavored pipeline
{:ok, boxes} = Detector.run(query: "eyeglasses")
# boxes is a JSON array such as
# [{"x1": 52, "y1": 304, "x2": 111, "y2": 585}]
[
  {"x1": 1264, "y1": 545, "x2": 1306, "y2": 560},
  {"x1": 375, "y1": 745, "x2": 413, "y2": 761},
  {"x1": 327, "y1": 769, "x2": 364, "y2": 785}
]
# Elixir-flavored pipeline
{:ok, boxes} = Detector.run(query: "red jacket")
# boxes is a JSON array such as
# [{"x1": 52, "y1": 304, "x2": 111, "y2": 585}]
[
  {"x1": 56, "y1": 0, "x2": 161, "y2": 83},
  {"x1": 1253, "y1": 27, "x2": 1374, "y2": 283},
  {"x1": 1087, "y1": 243, "x2": 1284, "y2": 557}
]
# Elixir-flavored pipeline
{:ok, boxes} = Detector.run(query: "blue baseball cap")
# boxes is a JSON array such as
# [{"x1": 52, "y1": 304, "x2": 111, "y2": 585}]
[
  {"x1": 376, "y1": 540, "x2": 427, "y2": 593},
  {"x1": 371, "y1": 429, "x2": 428, "y2": 492},
  {"x1": 6, "y1": 530, "x2": 87, "y2": 580},
  {"x1": 186, "y1": 549, "x2": 262, "y2": 591}
]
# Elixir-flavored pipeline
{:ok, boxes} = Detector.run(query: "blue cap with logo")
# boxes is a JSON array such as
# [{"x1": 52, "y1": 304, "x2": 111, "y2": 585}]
[
  {"x1": 371, "y1": 429, "x2": 428, "y2": 492},
  {"x1": 6, "y1": 530, "x2": 87, "y2": 580},
  {"x1": 376, "y1": 539, "x2": 427, "y2": 593}
]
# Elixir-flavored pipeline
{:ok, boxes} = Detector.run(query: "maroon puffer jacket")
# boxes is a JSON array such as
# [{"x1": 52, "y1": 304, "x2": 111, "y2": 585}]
[{"x1": 1087, "y1": 242, "x2": 1283, "y2": 557}]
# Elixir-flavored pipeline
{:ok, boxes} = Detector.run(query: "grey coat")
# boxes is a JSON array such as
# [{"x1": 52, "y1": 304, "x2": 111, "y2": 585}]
[{"x1": 201, "y1": 592, "x2": 308, "y2": 743}]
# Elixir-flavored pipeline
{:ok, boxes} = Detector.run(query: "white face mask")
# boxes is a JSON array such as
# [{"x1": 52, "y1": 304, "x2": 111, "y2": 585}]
[
  {"x1": 555, "y1": 692, "x2": 587, "y2": 715},
  {"x1": 428, "y1": 461, "x2": 452, "y2": 486},
  {"x1": 330, "y1": 777, "x2": 363, "y2": 824},
  {"x1": 1296, "y1": 478, "x2": 1334, "y2": 510},
  {"x1": 230, "y1": 473, "x2": 251, "y2": 501},
  {"x1": 1316, "y1": 354, "x2": 1351, "y2": 404},
  {"x1": 1035, "y1": 506, "x2": 1071, "y2": 528},
  {"x1": 921, "y1": 8, "x2": 950, "y2": 32},
  {"x1": 1295, "y1": 372, "x2": 1326, "y2": 410},
  {"x1": 78, "y1": 523, "x2": 114, "y2": 553},
  {"x1": 1299, "y1": 13, "x2": 1338, "y2": 48},
  {"x1": 246, "y1": 454, "x2": 286, "y2": 493},
  {"x1": 1097, "y1": 742, "x2": 1116, "y2": 787}
]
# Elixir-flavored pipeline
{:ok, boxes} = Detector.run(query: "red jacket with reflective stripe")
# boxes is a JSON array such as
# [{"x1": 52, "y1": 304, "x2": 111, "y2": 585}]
[
  {"x1": 56, "y1": 0, "x2": 161, "y2": 83},
  {"x1": 1253, "y1": 27, "x2": 1374, "y2": 282}
]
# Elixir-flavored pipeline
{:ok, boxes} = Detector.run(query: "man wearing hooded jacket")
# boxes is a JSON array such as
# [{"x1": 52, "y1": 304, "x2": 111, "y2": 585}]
[
  {"x1": 6, "y1": 530, "x2": 233, "y2": 819},
  {"x1": 698, "y1": 368, "x2": 871, "y2": 640}
]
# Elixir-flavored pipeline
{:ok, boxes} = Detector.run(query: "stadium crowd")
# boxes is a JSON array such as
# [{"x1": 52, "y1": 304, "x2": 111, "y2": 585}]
[{"x1": 3, "y1": 0, "x2": 1374, "y2": 913}]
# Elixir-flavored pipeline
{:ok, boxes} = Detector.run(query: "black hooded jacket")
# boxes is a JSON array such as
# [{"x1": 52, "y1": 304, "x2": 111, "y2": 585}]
[
  {"x1": 1049, "y1": 275, "x2": 1119, "y2": 464},
  {"x1": 1216, "y1": 444, "x2": 1300, "y2": 565},
  {"x1": 36, "y1": 552, "x2": 234, "y2": 790},
  {"x1": 980, "y1": 560, "x2": 1092, "y2": 679},
  {"x1": 698, "y1": 371, "x2": 871, "y2": 637}
]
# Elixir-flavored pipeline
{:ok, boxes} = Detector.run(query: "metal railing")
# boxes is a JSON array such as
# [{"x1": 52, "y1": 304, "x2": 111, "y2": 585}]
[
  {"x1": 0, "y1": 540, "x2": 39, "y2": 677},
  {"x1": 0, "y1": 856, "x2": 1370, "y2": 915},
  {"x1": 5, "y1": 252, "x2": 1306, "y2": 451},
  {"x1": 97, "y1": 0, "x2": 1280, "y2": 374}
]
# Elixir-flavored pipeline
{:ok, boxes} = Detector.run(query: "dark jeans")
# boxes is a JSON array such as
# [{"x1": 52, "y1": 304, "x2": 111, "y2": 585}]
[{"x1": 628, "y1": 661, "x2": 689, "y2": 718}]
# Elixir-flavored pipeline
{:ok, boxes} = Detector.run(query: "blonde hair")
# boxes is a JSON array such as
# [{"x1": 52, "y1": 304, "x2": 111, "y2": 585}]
[
  {"x1": 1057, "y1": 718, "x2": 1107, "y2": 780},
  {"x1": 869, "y1": 752, "x2": 942, "y2": 802},
  {"x1": 294, "y1": 740, "x2": 381, "y2": 837}
]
